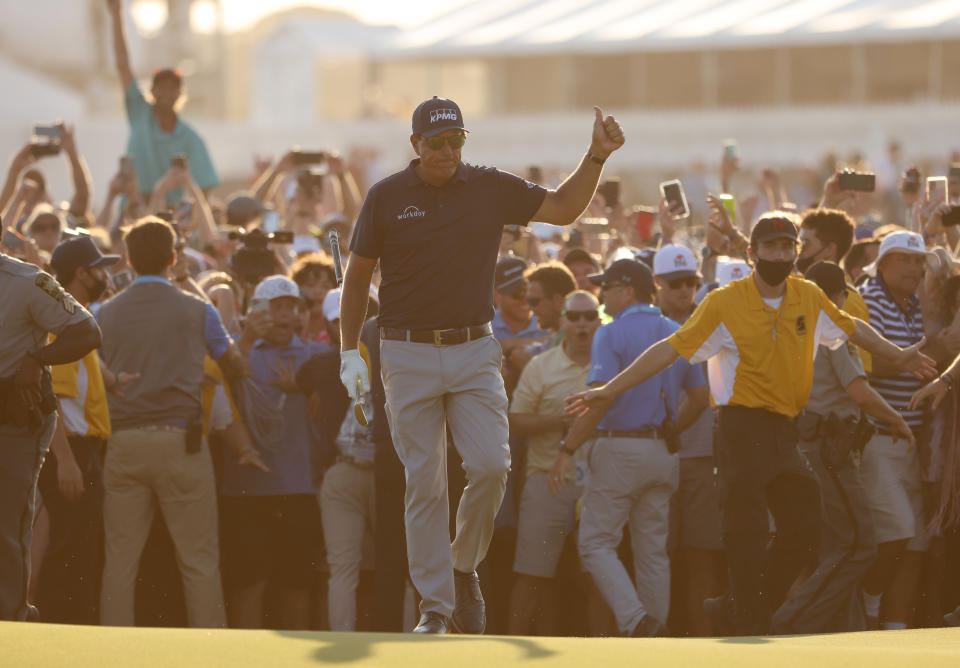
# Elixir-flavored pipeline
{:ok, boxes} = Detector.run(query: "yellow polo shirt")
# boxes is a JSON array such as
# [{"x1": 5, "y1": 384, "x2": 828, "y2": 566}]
[
  {"x1": 668, "y1": 274, "x2": 857, "y2": 418},
  {"x1": 844, "y1": 285, "x2": 871, "y2": 374},
  {"x1": 51, "y1": 349, "x2": 111, "y2": 440},
  {"x1": 202, "y1": 356, "x2": 240, "y2": 436}
]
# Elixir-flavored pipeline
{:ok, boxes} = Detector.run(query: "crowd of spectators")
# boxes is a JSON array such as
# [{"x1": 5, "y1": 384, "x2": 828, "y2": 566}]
[{"x1": 3, "y1": 0, "x2": 960, "y2": 637}]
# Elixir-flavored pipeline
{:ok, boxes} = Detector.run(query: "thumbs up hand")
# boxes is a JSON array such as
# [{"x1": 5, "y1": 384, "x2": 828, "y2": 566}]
[{"x1": 590, "y1": 106, "x2": 625, "y2": 162}]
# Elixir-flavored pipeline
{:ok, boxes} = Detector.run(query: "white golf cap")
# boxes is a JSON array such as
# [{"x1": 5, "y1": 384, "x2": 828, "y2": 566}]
[
  {"x1": 653, "y1": 244, "x2": 700, "y2": 281},
  {"x1": 291, "y1": 234, "x2": 322, "y2": 256},
  {"x1": 322, "y1": 286, "x2": 377, "y2": 321},
  {"x1": 863, "y1": 231, "x2": 932, "y2": 276},
  {"x1": 322, "y1": 288, "x2": 341, "y2": 321},
  {"x1": 715, "y1": 257, "x2": 752, "y2": 287},
  {"x1": 253, "y1": 275, "x2": 302, "y2": 302}
]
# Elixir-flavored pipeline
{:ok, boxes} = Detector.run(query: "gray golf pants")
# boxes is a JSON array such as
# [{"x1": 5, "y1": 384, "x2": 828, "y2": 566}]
[
  {"x1": 579, "y1": 435, "x2": 678, "y2": 634},
  {"x1": 380, "y1": 335, "x2": 510, "y2": 619}
]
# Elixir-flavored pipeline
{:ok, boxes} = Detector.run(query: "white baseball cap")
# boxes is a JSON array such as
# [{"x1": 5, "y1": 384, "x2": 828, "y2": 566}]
[
  {"x1": 322, "y1": 288, "x2": 341, "y2": 321},
  {"x1": 715, "y1": 257, "x2": 752, "y2": 287},
  {"x1": 292, "y1": 234, "x2": 322, "y2": 256},
  {"x1": 653, "y1": 244, "x2": 700, "y2": 281},
  {"x1": 253, "y1": 275, "x2": 302, "y2": 302},
  {"x1": 863, "y1": 231, "x2": 933, "y2": 276},
  {"x1": 322, "y1": 287, "x2": 378, "y2": 321}
]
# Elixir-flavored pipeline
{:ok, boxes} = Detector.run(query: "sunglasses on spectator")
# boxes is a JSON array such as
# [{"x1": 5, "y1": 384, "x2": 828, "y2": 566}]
[
  {"x1": 505, "y1": 286, "x2": 527, "y2": 300},
  {"x1": 32, "y1": 223, "x2": 59, "y2": 234},
  {"x1": 424, "y1": 134, "x2": 466, "y2": 151},
  {"x1": 526, "y1": 296, "x2": 541, "y2": 306},
  {"x1": 601, "y1": 282, "x2": 627, "y2": 291},
  {"x1": 563, "y1": 310, "x2": 599, "y2": 322},
  {"x1": 667, "y1": 277, "x2": 699, "y2": 290}
]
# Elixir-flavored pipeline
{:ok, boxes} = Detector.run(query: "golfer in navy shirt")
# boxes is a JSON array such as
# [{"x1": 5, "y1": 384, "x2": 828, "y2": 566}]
[{"x1": 339, "y1": 96, "x2": 625, "y2": 634}]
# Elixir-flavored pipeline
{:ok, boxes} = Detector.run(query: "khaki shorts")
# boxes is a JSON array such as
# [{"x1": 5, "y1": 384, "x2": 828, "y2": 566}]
[
  {"x1": 669, "y1": 456, "x2": 723, "y2": 551},
  {"x1": 859, "y1": 433, "x2": 928, "y2": 551},
  {"x1": 513, "y1": 471, "x2": 581, "y2": 578}
]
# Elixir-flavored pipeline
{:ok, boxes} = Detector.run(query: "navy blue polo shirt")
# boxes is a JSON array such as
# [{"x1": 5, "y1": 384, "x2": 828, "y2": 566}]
[
  {"x1": 588, "y1": 304, "x2": 705, "y2": 431},
  {"x1": 350, "y1": 160, "x2": 547, "y2": 329}
]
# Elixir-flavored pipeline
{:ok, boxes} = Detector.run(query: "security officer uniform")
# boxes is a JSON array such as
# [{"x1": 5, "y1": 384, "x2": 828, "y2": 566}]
[
  {"x1": 0, "y1": 253, "x2": 93, "y2": 621},
  {"x1": 772, "y1": 262, "x2": 877, "y2": 634}
]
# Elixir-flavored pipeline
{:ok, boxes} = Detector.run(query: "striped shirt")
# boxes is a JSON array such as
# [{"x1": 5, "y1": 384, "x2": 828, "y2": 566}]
[{"x1": 858, "y1": 275, "x2": 924, "y2": 430}]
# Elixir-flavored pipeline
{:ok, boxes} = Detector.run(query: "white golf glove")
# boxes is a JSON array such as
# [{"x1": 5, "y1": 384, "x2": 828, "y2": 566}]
[{"x1": 340, "y1": 349, "x2": 370, "y2": 401}]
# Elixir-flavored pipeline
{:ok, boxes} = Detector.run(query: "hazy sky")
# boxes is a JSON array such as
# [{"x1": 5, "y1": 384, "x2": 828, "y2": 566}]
[{"x1": 218, "y1": 0, "x2": 475, "y2": 31}]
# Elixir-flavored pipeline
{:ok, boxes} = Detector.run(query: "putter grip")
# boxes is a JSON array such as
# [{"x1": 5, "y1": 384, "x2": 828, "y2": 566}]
[{"x1": 329, "y1": 229, "x2": 343, "y2": 286}]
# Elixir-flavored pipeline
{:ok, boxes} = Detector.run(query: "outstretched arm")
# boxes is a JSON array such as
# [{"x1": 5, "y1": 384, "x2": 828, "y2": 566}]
[
  {"x1": 566, "y1": 338, "x2": 680, "y2": 418},
  {"x1": 106, "y1": 0, "x2": 134, "y2": 92}
]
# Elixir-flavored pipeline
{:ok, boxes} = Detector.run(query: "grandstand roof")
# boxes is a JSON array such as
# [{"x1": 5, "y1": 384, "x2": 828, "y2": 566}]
[{"x1": 385, "y1": 0, "x2": 960, "y2": 56}]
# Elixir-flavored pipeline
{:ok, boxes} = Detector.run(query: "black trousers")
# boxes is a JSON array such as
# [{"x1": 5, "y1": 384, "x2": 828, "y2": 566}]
[
  {"x1": 715, "y1": 406, "x2": 820, "y2": 635},
  {"x1": 36, "y1": 435, "x2": 105, "y2": 625}
]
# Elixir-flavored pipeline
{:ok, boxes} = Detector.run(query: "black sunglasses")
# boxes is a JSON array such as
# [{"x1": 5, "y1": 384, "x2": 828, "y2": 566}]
[
  {"x1": 526, "y1": 296, "x2": 541, "y2": 307},
  {"x1": 505, "y1": 286, "x2": 527, "y2": 300},
  {"x1": 667, "y1": 277, "x2": 699, "y2": 290},
  {"x1": 424, "y1": 134, "x2": 466, "y2": 151},
  {"x1": 563, "y1": 310, "x2": 599, "y2": 322}
]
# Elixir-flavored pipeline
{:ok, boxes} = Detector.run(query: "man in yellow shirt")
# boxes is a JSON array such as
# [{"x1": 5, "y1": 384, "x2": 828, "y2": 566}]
[
  {"x1": 567, "y1": 212, "x2": 935, "y2": 635},
  {"x1": 38, "y1": 237, "x2": 123, "y2": 623}
]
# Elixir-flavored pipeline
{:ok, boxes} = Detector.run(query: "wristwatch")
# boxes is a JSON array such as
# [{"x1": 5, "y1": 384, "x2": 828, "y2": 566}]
[
  {"x1": 586, "y1": 152, "x2": 606, "y2": 166},
  {"x1": 558, "y1": 440, "x2": 577, "y2": 456}
]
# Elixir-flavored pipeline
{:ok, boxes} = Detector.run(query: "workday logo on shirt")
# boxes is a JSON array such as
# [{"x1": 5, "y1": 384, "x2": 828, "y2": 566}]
[{"x1": 397, "y1": 205, "x2": 426, "y2": 221}]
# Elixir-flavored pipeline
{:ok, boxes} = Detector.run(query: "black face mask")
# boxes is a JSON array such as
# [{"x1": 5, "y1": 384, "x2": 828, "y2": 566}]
[{"x1": 755, "y1": 259, "x2": 795, "y2": 286}]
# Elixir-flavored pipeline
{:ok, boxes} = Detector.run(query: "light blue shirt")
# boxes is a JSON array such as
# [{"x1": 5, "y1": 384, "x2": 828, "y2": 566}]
[
  {"x1": 125, "y1": 81, "x2": 219, "y2": 204},
  {"x1": 220, "y1": 335, "x2": 330, "y2": 496},
  {"x1": 588, "y1": 304, "x2": 704, "y2": 431},
  {"x1": 492, "y1": 310, "x2": 546, "y2": 342}
]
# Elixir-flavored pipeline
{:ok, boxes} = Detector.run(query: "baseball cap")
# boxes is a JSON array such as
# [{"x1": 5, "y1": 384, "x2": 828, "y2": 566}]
[
  {"x1": 804, "y1": 261, "x2": 846, "y2": 298},
  {"x1": 412, "y1": 96, "x2": 467, "y2": 138},
  {"x1": 225, "y1": 192, "x2": 263, "y2": 226},
  {"x1": 653, "y1": 244, "x2": 700, "y2": 281},
  {"x1": 562, "y1": 247, "x2": 599, "y2": 271},
  {"x1": 587, "y1": 258, "x2": 654, "y2": 295},
  {"x1": 322, "y1": 286, "x2": 378, "y2": 321},
  {"x1": 253, "y1": 275, "x2": 302, "y2": 302},
  {"x1": 750, "y1": 213, "x2": 799, "y2": 247},
  {"x1": 292, "y1": 234, "x2": 322, "y2": 256},
  {"x1": 634, "y1": 248, "x2": 656, "y2": 270},
  {"x1": 495, "y1": 255, "x2": 528, "y2": 293},
  {"x1": 322, "y1": 288, "x2": 341, "y2": 321},
  {"x1": 715, "y1": 257, "x2": 752, "y2": 287},
  {"x1": 50, "y1": 236, "x2": 120, "y2": 279},
  {"x1": 862, "y1": 230, "x2": 933, "y2": 276}
]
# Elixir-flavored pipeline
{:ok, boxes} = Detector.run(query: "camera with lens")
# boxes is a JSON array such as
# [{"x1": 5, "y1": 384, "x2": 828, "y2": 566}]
[{"x1": 228, "y1": 227, "x2": 294, "y2": 284}]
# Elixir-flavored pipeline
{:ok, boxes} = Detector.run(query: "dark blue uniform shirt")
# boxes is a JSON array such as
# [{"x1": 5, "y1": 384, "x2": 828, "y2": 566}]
[{"x1": 350, "y1": 160, "x2": 547, "y2": 329}]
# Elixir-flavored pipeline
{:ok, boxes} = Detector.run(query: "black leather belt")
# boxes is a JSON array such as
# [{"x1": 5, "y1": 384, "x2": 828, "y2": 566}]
[
  {"x1": 595, "y1": 428, "x2": 661, "y2": 440},
  {"x1": 380, "y1": 322, "x2": 493, "y2": 346}
]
